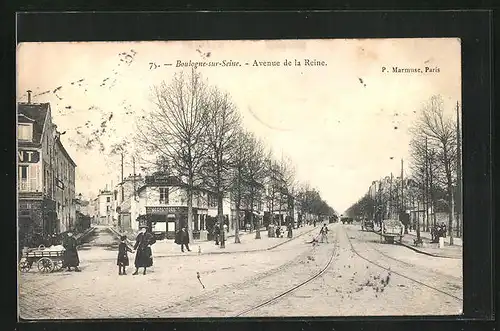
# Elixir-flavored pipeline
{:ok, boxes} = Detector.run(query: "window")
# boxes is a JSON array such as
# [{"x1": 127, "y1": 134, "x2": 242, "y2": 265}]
[
  {"x1": 18, "y1": 165, "x2": 28, "y2": 191},
  {"x1": 107, "y1": 197, "x2": 111, "y2": 203},
  {"x1": 18, "y1": 124, "x2": 32, "y2": 141},
  {"x1": 159, "y1": 187, "x2": 169, "y2": 204},
  {"x1": 208, "y1": 194, "x2": 217, "y2": 208}
]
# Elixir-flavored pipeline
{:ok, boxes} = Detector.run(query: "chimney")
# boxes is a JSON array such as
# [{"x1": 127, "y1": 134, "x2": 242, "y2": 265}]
[{"x1": 27, "y1": 90, "x2": 32, "y2": 104}]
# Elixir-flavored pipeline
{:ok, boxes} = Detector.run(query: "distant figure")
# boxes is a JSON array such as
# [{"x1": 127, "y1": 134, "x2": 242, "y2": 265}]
[
  {"x1": 440, "y1": 222, "x2": 447, "y2": 238},
  {"x1": 175, "y1": 227, "x2": 191, "y2": 252},
  {"x1": 117, "y1": 235, "x2": 133, "y2": 275},
  {"x1": 287, "y1": 222, "x2": 293, "y2": 238},
  {"x1": 313, "y1": 219, "x2": 317, "y2": 227},
  {"x1": 319, "y1": 224, "x2": 329, "y2": 243},
  {"x1": 62, "y1": 230, "x2": 80, "y2": 272},
  {"x1": 213, "y1": 223, "x2": 220, "y2": 245},
  {"x1": 132, "y1": 226, "x2": 156, "y2": 275},
  {"x1": 275, "y1": 226, "x2": 282, "y2": 238}
]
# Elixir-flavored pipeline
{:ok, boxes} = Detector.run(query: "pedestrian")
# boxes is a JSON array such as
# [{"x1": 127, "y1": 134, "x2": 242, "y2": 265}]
[
  {"x1": 313, "y1": 219, "x2": 317, "y2": 227},
  {"x1": 213, "y1": 223, "x2": 220, "y2": 245},
  {"x1": 117, "y1": 235, "x2": 134, "y2": 275},
  {"x1": 62, "y1": 230, "x2": 81, "y2": 272},
  {"x1": 175, "y1": 227, "x2": 191, "y2": 252},
  {"x1": 275, "y1": 226, "x2": 282, "y2": 238},
  {"x1": 287, "y1": 222, "x2": 293, "y2": 238},
  {"x1": 319, "y1": 224, "x2": 329, "y2": 243},
  {"x1": 441, "y1": 222, "x2": 447, "y2": 238},
  {"x1": 132, "y1": 226, "x2": 156, "y2": 275}
]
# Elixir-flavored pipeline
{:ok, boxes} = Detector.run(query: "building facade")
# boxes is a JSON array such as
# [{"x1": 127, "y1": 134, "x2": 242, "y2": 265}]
[
  {"x1": 18, "y1": 100, "x2": 77, "y2": 248},
  {"x1": 96, "y1": 189, "x2": 115, "y2": 225},
  {"x1": 115, "y1": 174, "x2": 144, "y2": 231}
]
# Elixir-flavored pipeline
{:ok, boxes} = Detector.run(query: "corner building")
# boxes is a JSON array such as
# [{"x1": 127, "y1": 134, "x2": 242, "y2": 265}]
[{"x1": 17, "y1": 101, "x2": 76, "y2": 248}]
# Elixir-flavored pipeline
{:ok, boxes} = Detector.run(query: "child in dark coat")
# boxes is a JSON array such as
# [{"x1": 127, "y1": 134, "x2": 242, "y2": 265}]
[{"x1": 117, "y1": 235, "x2": 134, "y2": 275}]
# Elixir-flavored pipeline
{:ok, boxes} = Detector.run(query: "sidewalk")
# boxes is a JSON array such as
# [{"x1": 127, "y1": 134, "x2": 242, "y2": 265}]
[
  {"x1": 400, "y1": 230, "x2": 462, "y2": 259},
  {"x1": 85, "y1": 225, "x2": 321, "y2": 262},
  {"x1": 406, "y1": 229, "x2": 463, "y2": 246}
]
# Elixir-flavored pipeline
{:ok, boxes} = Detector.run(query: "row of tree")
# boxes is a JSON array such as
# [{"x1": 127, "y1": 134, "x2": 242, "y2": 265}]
[
  {"x1": 135, "y1": 69, "x2": 336, "y2": 245},
  {"x1": 346, "y1": 95, "x2": 462, "y2": 244}
]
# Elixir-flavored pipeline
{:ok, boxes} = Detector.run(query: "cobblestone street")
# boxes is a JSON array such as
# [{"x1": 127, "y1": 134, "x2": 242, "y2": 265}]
[{"x1": 18, "y1": 223, "x2": 462, "y2": 319}]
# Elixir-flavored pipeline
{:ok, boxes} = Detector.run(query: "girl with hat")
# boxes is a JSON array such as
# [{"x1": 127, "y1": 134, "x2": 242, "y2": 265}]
[{"x1": 117, "y1": 235, "x2": 134, "y2": 275}]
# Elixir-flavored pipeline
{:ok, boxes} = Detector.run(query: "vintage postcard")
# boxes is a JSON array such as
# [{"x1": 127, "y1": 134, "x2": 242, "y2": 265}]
[{"x1": 16, "y1": 39, "x2": 462, "y2": 319}]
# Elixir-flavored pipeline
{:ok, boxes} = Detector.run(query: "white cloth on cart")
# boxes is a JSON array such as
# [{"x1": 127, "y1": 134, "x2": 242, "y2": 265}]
[{"x1": 44, "y1": 245, "x2": 65, "y2": 251}]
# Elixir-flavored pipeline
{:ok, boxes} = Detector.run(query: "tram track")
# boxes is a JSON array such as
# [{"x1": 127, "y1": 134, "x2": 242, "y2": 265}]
[
  {"x1": 233, "y1": 230, "x2": 339, "y2": 317},
  {"x1": 344, "y1": 229, "x2": 462, "y2": 302},
  {"x1": 157, "y1": 227, "x2": 339, "y2": 317},
  {"x1": 349, "y1": 227, "x2": 463, "y2": 283}
]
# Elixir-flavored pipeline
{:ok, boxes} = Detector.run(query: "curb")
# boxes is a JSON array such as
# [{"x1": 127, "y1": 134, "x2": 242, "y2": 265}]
[
  {"x1": 405, "y1": 232, "x2": 463, "y2": 247},
  {"x1": 399, "y1": 242, "x2": 461, "y2": 260},
  {"x1": 87, "y1": 226, "x2": 320, "y2": 260},
  {"x1": 76, "y1": 227, "x2": 97, "y2": 246},
  {"x1": 153, "y1": 225, "x2": 319, "y2": 258}
]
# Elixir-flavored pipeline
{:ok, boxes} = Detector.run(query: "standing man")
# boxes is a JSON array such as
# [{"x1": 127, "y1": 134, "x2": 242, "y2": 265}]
[
  {"x1": 176, "y1": 227, "x2": 191, "y2": 252},
  {"x1": 287, "y1": 222, "x2": 293, "y2": 238},
  {"x1": 213, "y1": 222, "x2": 220, "y2": 245},
  {"x1": 319, "y1": 224, "x2": 329, "y2": 243},
  {"x1": 62, "y1": 230, "x2": 81, "y2": 272}
]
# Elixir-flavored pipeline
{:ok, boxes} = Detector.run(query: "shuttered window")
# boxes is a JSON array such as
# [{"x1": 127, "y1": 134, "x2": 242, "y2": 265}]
[{"x1": 18, "y1": 124, "x2": 33, "y2": 141}]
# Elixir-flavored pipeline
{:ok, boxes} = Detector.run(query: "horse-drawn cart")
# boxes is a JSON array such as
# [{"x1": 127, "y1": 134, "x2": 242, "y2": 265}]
[{"x1": 18, "y1": 245, "x2": 65, "y2": 273}]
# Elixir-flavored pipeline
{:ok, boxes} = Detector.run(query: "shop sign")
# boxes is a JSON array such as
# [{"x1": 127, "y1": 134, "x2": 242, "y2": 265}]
[
  {"x1": 146, "y1": 206, "x2": 187, "y2": 214},
  {"x1": 18, "y1": 150, "x2": 40, "y2": 163}
]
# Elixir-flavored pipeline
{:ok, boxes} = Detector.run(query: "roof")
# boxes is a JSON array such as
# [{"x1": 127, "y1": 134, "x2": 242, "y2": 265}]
[
  {"x1": 119, "y1": 199, "x2": 131, "y2": 213},
  {"x1": 56, "y1": 138, "x2": 77, "y2": 167},
  {"x1": 17, "y1": 102, "x2": 50, "y2": 145}
]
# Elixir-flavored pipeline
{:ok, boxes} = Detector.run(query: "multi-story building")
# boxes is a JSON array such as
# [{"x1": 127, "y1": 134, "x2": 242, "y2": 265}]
[
  {"x1": 96, "y1": 189, "x2": 114, "y2": 225},
  {"x1": 17, "y1": 97, "x2": 77, "y2": 248},
  {"x1": 115, "y1": 174, "x2": 144, "y2": 231},
  {"x1": 89, "y1": 197, "x2": 99, "y2": 224}
]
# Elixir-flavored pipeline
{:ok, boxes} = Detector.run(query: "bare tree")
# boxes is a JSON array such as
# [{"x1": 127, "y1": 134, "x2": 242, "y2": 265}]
[
  {"x1": 242, "y1": 132, "x2": 267, "y2": 239},
  {"x1": 201, "y1": 87, "x2": 241, "y2": 248},
  {"x1": 135, "y1": 69, "x2": 210, "y2": 242},
  {"x1": 229, "y1": 129, "x2": 251, "y2": 243},
  {"x1": 411, "y1": 95, "x2": 458, "y2": 245}
]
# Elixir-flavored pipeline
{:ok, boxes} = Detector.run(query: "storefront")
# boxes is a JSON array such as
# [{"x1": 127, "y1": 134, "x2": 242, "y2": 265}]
[{"x1": 145, "y1": 206, "x2": 208, "y2": 239}]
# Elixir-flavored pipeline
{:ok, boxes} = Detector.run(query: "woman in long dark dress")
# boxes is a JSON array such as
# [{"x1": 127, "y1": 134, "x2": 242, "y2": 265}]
[
  {"x1": 62, "y1": 231, "x2": 80, "y2": 272},
  {"x1": 132, "y1": 226, "x2": 156, "y2": 275},
  {"x1": 117, "y1": 235, "x2": 134, "y2": 275}
]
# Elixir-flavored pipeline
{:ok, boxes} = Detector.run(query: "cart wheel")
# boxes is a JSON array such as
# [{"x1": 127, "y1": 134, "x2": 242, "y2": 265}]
[
  {"x1": 37, "y1": 258, "x2": 54, "y2": 273},
  {"x1": 19, "y1": 260, "x2": 31, "y2": 273},
  {"x1": 52, "y1": 260, "x2": 63, "y2": 271}
]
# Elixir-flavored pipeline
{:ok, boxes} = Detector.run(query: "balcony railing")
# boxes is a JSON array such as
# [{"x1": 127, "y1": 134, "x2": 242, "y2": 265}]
[{"x1": 18, "y1": 180, "x2": 38, "y2": 192}]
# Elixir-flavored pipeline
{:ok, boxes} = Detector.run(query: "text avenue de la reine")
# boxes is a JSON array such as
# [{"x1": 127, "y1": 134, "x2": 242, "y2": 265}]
[{"x1": 149, "y1": 59, "x2": 327, "y2": 70}]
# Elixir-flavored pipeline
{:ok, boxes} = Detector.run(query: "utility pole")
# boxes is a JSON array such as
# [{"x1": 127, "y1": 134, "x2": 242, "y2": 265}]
[
  {"x1": 401, "y1": 158, "x2": 408, "y2": 234},
  {"x1": 424, "y1": 137, "x2": 429, "y2": 232},
  {"x1": 456, "y1": 101, "x2": 462, "y2": 238},
  {"x1": 121, "y1": 152, "x2": 124, "y2": 202},
  {"x1": 389, "y1": 173, "x2": 393, "y2": 219},
  {"x1": 133, "y1": 156, "x2": 137, "y2": 201}
]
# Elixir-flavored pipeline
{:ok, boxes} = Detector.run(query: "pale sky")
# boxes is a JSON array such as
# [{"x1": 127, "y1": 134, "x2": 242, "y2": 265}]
[{"x1": 17, "y1": 39, "x2": 461, "y2": 213}]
